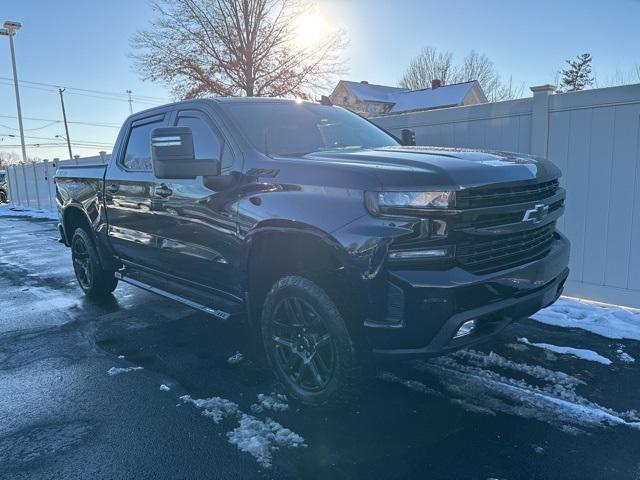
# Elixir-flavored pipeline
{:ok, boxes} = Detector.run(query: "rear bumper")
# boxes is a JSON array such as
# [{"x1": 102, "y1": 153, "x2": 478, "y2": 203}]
[{"x1": 366, "y1": 232, "x2": 570, "y2": 360}]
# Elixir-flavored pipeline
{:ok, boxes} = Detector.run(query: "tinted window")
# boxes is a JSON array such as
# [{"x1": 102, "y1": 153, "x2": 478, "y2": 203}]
[
  {"x1": 222, "y1": 102, "x2": 398, "y2": 156},
  {"x1": 0, "y1": 173, "x2": 5, "y2": 182},
  {"x1": 177, "y1": 116, "x2": 221, "y2": 160},
  {"x1": 122, "y1": 118, "x2": 164, "y2": 170}
]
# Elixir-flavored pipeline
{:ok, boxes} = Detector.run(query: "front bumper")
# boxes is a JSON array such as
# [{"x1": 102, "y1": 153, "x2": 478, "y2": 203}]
[{"x1": 366, "y1": 232, "x2": 570, "y2": 359}]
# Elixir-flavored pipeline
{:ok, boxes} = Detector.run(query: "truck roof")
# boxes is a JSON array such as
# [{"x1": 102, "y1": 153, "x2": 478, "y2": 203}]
[{"x1": 128, "y1": 96, "x2": 313, "y2": 121}]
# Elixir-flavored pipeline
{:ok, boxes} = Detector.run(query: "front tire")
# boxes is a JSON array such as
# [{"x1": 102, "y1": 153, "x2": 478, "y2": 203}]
[
  {"x1": 261, "y1": 275, "x2": 364, "y2": 407},
  {"x1": 71, "y1": 228, "x2": 118, "y2": 298},
  {"x1": 0, "y1": 190, "x2": 7, "y2": 204}
]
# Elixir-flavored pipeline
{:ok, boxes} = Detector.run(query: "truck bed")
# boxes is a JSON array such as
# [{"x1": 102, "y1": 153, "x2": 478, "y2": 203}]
[{"x1": 55, "y1": 164, "x2": 106, "y2": 180}]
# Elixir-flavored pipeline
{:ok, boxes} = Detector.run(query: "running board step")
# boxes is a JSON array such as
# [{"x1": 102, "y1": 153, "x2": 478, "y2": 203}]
[{"x1": 114, "y1": 271, "x2": 233, "y2": 321}]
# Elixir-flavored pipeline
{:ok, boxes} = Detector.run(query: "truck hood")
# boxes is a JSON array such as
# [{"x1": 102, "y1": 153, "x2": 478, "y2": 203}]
[{"x1": 303, "y1": 146, "x2": 561, "y2": 190}]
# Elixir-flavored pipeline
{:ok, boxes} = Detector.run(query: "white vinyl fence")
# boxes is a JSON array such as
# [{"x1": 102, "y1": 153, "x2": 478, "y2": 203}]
[
  {"x1": 5, "y1": 153, "x2": 109, "y2": 212},
  {"x1": 372, "y1": 83, "x2": 640, "y2": 309}
]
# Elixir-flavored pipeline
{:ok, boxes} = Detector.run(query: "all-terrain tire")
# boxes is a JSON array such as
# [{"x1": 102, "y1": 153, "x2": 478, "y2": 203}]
[
  {"x1": 0, "y1": 190, "x2": 7, "y2": 204},
  {"x1": 71, "y1": 227, "x2": 118, "y2": 298},
  {"x1": 261, "y1": 275, "x2": 366, "y2": 407}
]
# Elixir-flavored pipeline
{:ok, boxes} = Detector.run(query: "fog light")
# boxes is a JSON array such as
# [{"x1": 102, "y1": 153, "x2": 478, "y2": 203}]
[
  {"x1": 453, "y1": 319, "x2": 476, "y2": 339},
  {"x1": 388, "y1": 248, "x2": 449, "y2": 260}
]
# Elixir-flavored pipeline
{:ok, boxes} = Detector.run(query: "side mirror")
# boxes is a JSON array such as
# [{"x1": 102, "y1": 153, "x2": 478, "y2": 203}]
[
  {"x1": 151, "y1": 127, "x2": 220, "y2": 179},
  {"x1": 400, "y1": 128, "x2": 416, "y2": 146}
]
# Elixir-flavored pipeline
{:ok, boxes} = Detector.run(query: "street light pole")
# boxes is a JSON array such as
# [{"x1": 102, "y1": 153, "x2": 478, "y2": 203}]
[
  {"x1": 58, "y1": 88, "x2": 73, "y2": 159},
  {"x1": 0, "y1": 21, "x2": 27, "y2": 164}
]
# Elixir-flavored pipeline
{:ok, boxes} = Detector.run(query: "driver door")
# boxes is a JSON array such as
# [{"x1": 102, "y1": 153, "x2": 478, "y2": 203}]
[{"x1": 149, "y1": 109, "x2": 239, "y2": 296}]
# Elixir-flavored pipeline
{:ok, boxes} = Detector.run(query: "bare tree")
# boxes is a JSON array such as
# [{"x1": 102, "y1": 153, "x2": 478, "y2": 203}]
[
  {"x1": 399, "y1": 46, "x2": 523, "y2": 101},
  {"x1": 132, "y1": 0, "x2": 348, "y2": 99},
  {"x1": 0, "y1": 151, "x2": 22, "y2": 169},
  {"x1": 399, "y1": 47, "x2": 457, "y2": 90},
  {"x1": 594, "y1": 64, "x2": 640, "y2": 88}
]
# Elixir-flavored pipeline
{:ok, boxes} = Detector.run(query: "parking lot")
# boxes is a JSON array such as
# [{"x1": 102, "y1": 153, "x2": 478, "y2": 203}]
[{"x1": 1, "y1": 213, "x2": 639, "y2": 480}]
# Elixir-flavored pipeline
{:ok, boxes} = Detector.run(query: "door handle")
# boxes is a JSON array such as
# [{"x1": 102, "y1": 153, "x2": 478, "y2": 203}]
[
  {"x1": 155, "y1": 185, "x2": 173, "y2": 198},
  {"x1": 106, "y1": 184, "x2": 119, "y2": 194}
]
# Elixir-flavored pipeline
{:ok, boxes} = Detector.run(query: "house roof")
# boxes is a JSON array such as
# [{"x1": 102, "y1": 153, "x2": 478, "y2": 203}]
[
  {"x1": 388, "y1": 81, "x2": 481, "y2": 113},
  {"x1": 339, "y1": 81, "x2": 408, "y2": 103},
  {"x1": 337, "y1": 80, "x2": 485, "y2": 114}
]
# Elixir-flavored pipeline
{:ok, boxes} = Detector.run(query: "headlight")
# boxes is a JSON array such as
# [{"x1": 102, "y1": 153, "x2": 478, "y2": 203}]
[{"x1": 365, "y1": 191, "x2": 454, "y2": 214}]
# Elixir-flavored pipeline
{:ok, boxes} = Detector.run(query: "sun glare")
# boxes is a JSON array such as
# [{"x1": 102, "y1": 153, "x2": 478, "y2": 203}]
[{"x1": 294, "y1": 12, "x2": 328, "y2": 47}]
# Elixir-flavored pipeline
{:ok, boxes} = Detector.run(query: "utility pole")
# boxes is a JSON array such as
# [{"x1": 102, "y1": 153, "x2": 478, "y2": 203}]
[
  {"x1": 126, "y1": 89, "x2": 133, "y2": 114},
  {"x1": 0, "y1": 21, "x2": 27, "y2": 164},
  {"x1": 58, "y1": 88, "x2": 73, "y2": 159}
]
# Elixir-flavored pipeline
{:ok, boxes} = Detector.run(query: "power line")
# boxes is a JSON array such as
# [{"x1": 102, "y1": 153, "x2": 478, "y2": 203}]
[
  {"x1": 0, "y1": 133, "x2": 112, "y2": 145},
  {"x1": 0, "y1": 114, "x2": 120, "y2": 128},
  {"x1": 0, "y1": 81, "x2": 165, "y2": 107},
  {"x1": 0, "y1": 76, "x2": 171, "y2": 103}
]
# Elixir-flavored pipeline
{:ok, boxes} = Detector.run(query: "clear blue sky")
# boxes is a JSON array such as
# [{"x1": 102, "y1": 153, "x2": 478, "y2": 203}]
[{"x1": 1, "y1": 0, "x2": 639, "y2": 159}]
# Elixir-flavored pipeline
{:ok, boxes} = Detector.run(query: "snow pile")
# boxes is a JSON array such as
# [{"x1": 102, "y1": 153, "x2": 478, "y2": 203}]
[
  {"x1": 227, "y1": 414, "x2": 306, "y2": 468},
  {"x1": 0, "y1": 205, "x2": 57, "y2": 220},
  {"x1": 250, "y1": 393, "x2": 289, "y2": 413},
  {"x1": 227, "y1": 352, "x2": 244, "y2": 365},
  {"x1": 180, "y1": 395, "x2": 239, "y2": 424},
  {"x1": 407, "y1": 349, "x2": 640, "y2": 432},
  {"x1": 160, "y1": 384, "x2": 171, "y2": 392},
  {"x1": 616, "y1": 347, "x2": 636, "y2": 364},
  {"x1": 533, "y1": 298, "x2": 640, "y2": 341},
  {"x1": 107, "y1": 366, "x2": 144, "y2": 376},
  {"x1": 180, "y1": 393, "x2": 306, "y2": 467},
  {"x1": 518, "y1": 338, "x2": 612, "y2": 365}
]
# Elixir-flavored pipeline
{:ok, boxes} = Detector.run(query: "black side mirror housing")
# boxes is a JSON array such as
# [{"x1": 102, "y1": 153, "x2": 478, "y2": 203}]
[
  {"x1": 151, "y1": 127, "x2": 220, "y2": 179},
  {"x1": 400, "y1": 128, "x2": 416, "y2": 146}
]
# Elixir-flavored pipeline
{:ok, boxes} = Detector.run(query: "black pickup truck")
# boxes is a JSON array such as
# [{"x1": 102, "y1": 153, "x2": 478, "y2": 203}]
[{"x1": 55, "y1": 98, "x2": 570, "y2": 405}]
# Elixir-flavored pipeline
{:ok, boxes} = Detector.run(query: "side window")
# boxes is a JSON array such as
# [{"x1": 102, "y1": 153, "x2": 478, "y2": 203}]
[
  {"x1": 122, "y1": 118, "x2": 164, "y2": 171},
  {"x1": 177, "y1": 114, "x2": 233, "y2": 170}
]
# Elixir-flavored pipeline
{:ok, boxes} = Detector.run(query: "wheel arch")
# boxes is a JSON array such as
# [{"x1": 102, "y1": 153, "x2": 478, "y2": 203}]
[
  {"x1": 62, "y1": 204, "x2": 118, "y2": 271},
  {"x1": 243, "y1": 220, "x2": 368, "y2": 343}
]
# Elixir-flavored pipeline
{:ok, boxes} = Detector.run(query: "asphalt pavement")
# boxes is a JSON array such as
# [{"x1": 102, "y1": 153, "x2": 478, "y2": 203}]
[{"x1": 1, "y1": 214, "x2": 639, "y2": 480}]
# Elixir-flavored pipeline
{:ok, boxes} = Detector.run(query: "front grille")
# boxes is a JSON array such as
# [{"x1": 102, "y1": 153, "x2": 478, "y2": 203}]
[
  {"x1": 472, "y1": 199, "x2": 564, "y2": 228},
  {"x1": 456, "y1": 179, "x2": 560, "y2": 208},
  {"x1": 457, "y1": 223, "x2": 556, "y2": 273}
]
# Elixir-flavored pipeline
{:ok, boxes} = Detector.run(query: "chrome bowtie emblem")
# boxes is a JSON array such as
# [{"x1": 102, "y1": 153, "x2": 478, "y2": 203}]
[{"x1": 522, "y1": 203, "x2": 549, "y2": 223}]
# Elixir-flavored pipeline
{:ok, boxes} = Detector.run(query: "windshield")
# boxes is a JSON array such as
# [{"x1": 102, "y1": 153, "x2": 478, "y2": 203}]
[{"x1": 222, "y1": 102, "x2": 399, "y2": 156}]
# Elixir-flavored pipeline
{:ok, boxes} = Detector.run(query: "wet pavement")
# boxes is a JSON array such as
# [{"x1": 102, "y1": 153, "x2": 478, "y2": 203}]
[{"x1": 1, "y1": 214, "x2": 639, "y2": 480}]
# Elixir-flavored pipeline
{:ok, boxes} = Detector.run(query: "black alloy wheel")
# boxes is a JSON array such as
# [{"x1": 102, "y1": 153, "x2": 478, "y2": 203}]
[
  {"x1": 72, "y1": 233, "x2": 93, "y2": 290},
  {"x1": 261, "y1": 275, "x2": 365, "y2": 406},
  {"x1": 270, "y1": 296, "x2": 336, "y2": 392}
]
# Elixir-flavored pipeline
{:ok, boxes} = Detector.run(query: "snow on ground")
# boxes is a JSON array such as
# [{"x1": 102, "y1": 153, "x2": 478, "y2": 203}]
[
  {"x1": 616, "y1": 347, "x2": 636, "y2": 364},
  {"x1": 388, "y1": 349, "x2": 640, "y2": 433},
  {"x1": 180, "y1": 393, "x2": 305, "y2": 467},
  {"x1": 107, "y1": 366, "x2": 144, "y2": 376},
  {"x1": 0, "y1": 205, "x2": 58, "y2": 220},
  {"x1": 250, "y1": 393, "x2": 289, "y2": 413},
  {"x1": 227, "y1": 414, "x2": 306, "y2": 468},
  {"x1": 160, "y1": 384, "x2": 171, "y2": 392},
  {"x1": 180, "y1": 395, "x2": 239, "y2": 423},
  {"x1": 227, "y1": 352, "x2": 244, "y2": 365},
  {"x1": 533, "y1": 298, "x2": 640, "y2": 341},
  {"x1": 518, "y1": 337, "x2": 612, "y2": 365}
]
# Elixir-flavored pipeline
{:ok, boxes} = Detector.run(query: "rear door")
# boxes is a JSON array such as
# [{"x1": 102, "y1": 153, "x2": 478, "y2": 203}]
[
  {"x1": 104, "y1": 113, "x2": 169, "y2": 272},
  {"x1": 149, "y1": 108, "x2": 240, "y2": 296}
]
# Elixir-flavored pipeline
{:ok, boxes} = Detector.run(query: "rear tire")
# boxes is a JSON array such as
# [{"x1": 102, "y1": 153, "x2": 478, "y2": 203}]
[
  {"x1": 71, "y1": 227, "x2": 118, "y2": 298},
  {"x1": 261, "y1": 275, "x2": 365, "y2": 407},
  {"x1": 0, "y1": 190, "x2": 7, "y2": 204}
]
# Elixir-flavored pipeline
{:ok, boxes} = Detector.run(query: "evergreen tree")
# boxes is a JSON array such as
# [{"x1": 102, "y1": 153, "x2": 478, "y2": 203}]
[{"x1": 559, "y1": 53, "x2": 594, "y2": 92}]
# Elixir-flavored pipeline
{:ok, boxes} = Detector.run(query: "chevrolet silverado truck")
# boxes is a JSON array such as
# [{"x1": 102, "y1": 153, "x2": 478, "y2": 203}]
[{"x1": 55, "y1": 98, "x2": 570, "y2": 405}]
